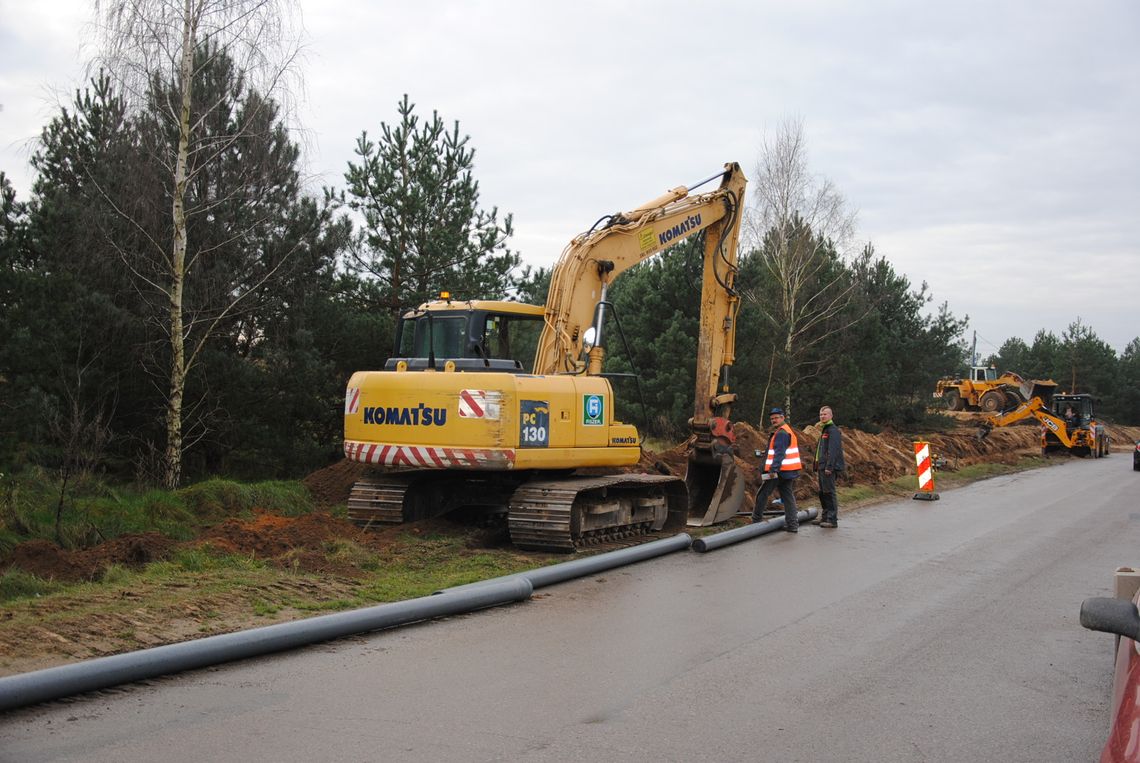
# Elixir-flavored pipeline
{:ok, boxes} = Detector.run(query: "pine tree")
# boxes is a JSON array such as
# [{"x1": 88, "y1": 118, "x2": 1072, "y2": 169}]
[{"x1": 341, "y1": 95, "x2": 519, "y2": 312}]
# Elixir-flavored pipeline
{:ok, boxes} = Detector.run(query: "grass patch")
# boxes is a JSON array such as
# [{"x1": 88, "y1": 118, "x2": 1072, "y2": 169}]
[
  {"x1": 640, "y1": 436, "x2": 676, "y2": 455},
  {"x1": 0, "y1": 568, "x2": 61, "y2": 603},
  {"x1": 351, "y1": 534, "x2": 539, "y2": 603},
  {"x1": 323, "y1": 538, "x2": 381, "y2": 571},
  {"x1": 178, "y1": 478, "x2": 312, "y2": 523},
  {"x1": 838, "y1": 485, "x2": 878, "y2": 504},
  {"x1": 150, "y1": 547, "x2": 265, "y2": 575},
  {"x1": 251, "y1": 599, "x2": 282, "y2": 617},
  {"x1": 0, "y1": 470, "x2": 315, "y2": 550}
]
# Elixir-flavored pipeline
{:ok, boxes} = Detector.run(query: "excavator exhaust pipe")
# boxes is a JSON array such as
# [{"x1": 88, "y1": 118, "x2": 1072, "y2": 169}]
[{"x1": 683, "y1": 449, "x2": 745, "y2": 526}]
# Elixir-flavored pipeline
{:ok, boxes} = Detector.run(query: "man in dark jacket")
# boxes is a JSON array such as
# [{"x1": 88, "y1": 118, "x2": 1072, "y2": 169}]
[
  {"x1": 751, "y1": 407, "x2": 802, "y2": 532},
  {"x1": 815, "y1": 405, "x2": 846, "y2": 528}
]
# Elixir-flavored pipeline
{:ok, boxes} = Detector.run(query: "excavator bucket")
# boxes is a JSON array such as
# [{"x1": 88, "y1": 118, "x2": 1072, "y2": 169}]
[{"x1": 683, "y1": 449, "x2": 745, "y2": 526}]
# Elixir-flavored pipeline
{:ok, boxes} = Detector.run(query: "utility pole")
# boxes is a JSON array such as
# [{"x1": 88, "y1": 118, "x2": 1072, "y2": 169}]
[{"x1": 971, "y1": 331, "x2": 977, "y2": 367}]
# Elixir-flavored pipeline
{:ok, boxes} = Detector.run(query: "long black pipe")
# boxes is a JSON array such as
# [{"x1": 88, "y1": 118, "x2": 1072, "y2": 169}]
[
  {"x1": 435, "y1": 532, "x2": 693, "y2": 595},
  {"x1": 0, "y1": 577, "x2": 533, "y2": 713},
  {"x1": 692, "y1": 509, "x2": 818, "y2": 552}
]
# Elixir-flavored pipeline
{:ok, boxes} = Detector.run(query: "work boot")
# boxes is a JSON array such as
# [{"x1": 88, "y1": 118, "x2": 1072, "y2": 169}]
[
  {"x1": 819, "y1": 521, "x2": 836, "y2": 528},
  {"x1": 784, "y1": 524, "x2": 798, "y2": 533}
]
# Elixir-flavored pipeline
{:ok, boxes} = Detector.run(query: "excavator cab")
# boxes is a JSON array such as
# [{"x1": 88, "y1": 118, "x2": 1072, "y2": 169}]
[{"x1": 387, "y1": 299, "x2": 545, "y2": 373}]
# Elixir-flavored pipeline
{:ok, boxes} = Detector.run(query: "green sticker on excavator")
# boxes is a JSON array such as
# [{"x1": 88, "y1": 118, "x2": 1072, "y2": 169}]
[{"x1": 583, "y1": 394, "x2": 604, "y2": 426}]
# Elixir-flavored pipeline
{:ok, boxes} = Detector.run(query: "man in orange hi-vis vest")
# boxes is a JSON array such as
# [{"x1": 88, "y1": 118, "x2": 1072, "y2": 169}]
[{"x1": 750, "y1": 407, "x2": 802, "y2": 532}]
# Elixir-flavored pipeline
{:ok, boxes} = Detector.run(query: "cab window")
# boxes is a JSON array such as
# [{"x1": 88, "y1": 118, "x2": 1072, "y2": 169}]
[
  {"x1": 411, "y1": 316, "x2": 467, "y2": 359},
  {"x1": 479, "y1": 314, "x2": 542, "y2": 370}
]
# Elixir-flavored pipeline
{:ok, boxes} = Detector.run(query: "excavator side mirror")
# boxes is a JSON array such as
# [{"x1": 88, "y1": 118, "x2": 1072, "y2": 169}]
[{"x1": 582, "y1": 327, "x2": 597, "y2": 353}]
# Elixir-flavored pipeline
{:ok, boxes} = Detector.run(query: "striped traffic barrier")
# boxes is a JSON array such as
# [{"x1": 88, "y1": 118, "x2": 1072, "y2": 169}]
[{"x1": 913, "y1": 441, "x2": 940, "y2": 501}]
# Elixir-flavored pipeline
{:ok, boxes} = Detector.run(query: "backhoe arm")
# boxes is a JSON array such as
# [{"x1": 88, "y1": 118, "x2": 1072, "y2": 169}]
[{"x1": 978, "y1": 396, "x2": 1076, "y2": 447}]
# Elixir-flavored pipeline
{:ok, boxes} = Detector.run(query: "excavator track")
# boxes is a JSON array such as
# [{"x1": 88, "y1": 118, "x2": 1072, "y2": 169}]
[
  {"x1": 346, "y1": 473, "x2": 422, "y2": 528},
  {"x1": 507, "y1": 474, "x2": 688, "y2": 553},
  {"x1": 347, "y1": 470, "x2": 526, "y2": 529}
]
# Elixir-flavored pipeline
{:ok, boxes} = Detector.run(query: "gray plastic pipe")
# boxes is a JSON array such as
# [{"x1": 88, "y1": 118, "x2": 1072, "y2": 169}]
[
  {"x1": 692, "y1": 509, "x2": 818, "y2": 552},
  {"x1": 435, "y1": 532, "x2": 693, "y2": 595},
  {"x1": 0, "y1": 577, "x2": 532, "y2": 713}
]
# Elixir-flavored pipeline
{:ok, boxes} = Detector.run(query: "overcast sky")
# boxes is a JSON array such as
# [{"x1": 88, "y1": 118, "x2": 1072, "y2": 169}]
[{"x1": 2, "y1": 0, "x2": 1138, "y2": 356}]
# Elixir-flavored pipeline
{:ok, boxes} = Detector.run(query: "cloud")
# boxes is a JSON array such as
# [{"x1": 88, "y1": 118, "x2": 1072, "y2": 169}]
[{"x1": 2, "y1": 0, "x2": 1137, "y2": 352}]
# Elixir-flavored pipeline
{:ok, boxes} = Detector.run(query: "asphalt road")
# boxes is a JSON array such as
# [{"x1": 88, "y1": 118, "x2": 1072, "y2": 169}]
[{"x1": 1, "y1": 456, "x2": 1135, "y2": 762}]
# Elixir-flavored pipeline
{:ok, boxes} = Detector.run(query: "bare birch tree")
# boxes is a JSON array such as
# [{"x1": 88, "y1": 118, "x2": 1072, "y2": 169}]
[
  {"x1": 93, "y1": 0, "x2": 302, "y2": 487},
  {"x1": 743, "y1": 117, "x2": 862, "y2": 417}
]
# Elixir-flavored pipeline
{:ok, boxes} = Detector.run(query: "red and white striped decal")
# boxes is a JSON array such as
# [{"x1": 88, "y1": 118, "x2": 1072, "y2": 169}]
[
  {"x1": 344, "y1": 440, "x2": 516, "y2": 469},
  {"x1": 459, "y1": 389, "x2": 486, "y2": 418},
  {"x1": 344, "y1": 387, "x2": 360, "y2": 415},
  {"x1": 914, "y1": 441, "x2": 935, "y2": 492}
]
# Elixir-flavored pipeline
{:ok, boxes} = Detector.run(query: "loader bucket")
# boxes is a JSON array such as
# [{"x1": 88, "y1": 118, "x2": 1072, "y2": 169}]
[
  {"x1": 1028, "y1": 380, "x2": 1057, "y2": 405},
  {"x1": 683, "y1": 449, "x2": 745, "y2": 526}
]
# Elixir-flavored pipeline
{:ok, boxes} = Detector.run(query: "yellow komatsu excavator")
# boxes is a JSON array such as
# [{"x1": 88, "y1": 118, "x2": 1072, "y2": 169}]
[{"x1": 343, "y1": 162, "x2": 748, "y2": 552}]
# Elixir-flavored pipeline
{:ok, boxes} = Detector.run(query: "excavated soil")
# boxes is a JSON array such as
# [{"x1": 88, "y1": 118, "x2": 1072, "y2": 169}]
[{"x1": 3, "y1": 416, "x2": 1138, "y2": 675}]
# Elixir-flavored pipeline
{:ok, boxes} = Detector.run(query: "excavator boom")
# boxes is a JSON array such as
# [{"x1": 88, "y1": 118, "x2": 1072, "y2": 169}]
[{"x1": 534, "y1": 163, "x2": 747, "y2": 526}]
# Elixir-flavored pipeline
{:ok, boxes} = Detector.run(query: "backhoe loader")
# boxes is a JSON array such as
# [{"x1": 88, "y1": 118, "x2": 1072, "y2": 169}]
[
  {"x1": 977, "y1": 392, "x2": 1110, "y2": 458},
  {"x1": 343, "y1": 162, "x2": 748, "y2": 552}
]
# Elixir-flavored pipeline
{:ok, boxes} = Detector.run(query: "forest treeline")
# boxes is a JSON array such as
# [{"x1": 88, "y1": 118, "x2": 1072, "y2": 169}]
[{"x1": 2, "y1": 42, "x2": 1137, "y2": 489}]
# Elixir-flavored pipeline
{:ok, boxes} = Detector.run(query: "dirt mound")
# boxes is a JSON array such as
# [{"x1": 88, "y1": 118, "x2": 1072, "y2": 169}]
[
  {"x1": 200, "y1": 511, "x2": 352, "y2": 557},
  {"x1": 2, "y1": 533, "x2": 177, "y2": 583},
  {"x1": 303, "y1": 458, "x2": 367, "y2": 507},
  {"x1": 1106, "y1": 424, "x2": 1140, "y2": 446},
  {"x1": 634, "y1": 420, "x2": 1047, "y2": 505}
]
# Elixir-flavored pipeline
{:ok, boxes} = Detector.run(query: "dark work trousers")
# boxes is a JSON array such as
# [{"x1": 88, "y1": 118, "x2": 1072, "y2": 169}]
[
  {"x1": 818, "y1": 471, "x2": 838, "y2": 524},
  {"x1": 752, "y1": 475, "x2": 799, "y2": 530}
]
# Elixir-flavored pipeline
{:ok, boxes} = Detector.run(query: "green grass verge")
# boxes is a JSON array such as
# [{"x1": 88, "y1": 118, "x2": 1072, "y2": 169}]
[
  {"x1": 884, "y1": 455, "x2": 1049, "y2": 494},
  {"x1": 0, "y1": 470, "x2": 315, "y2": 551},
  {"x1": 0, "y1": 526, "x2": 539, "y2": 617}
]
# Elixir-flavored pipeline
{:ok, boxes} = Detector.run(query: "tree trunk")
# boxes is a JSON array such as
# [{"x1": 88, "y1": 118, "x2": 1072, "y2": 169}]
[
  {"x1": 54, "y1": 471, "x2": 70, "y2": 545},
  {"x1": 782, "y1": 324, "x2": 795, "y2": 418},
  {"x1": 163, "y1": 1, "x2": 194, "y2": 490}
]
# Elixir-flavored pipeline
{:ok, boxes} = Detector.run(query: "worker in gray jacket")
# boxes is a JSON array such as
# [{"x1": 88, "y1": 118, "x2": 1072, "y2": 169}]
[{"x1": 815, "y1": 405, "x2": 846, "y2": 528}]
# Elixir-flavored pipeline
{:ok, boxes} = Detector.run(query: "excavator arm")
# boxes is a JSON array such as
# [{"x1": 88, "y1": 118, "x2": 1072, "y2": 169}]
[
  {"x1": 977, "y1": 397, "x2": 1078, "y2": 447},
  {"x1": 533, "y1": 162, "x2": 748, "y2": 525},
  {"x1": 535, "y1": 163, "x2": 745, "y2": 420}
]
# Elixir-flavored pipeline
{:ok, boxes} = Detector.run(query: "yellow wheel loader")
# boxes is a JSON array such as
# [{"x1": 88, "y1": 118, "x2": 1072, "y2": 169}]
[
  {"x1": 934, "y1": 366, "x2": 1057, "y2": 412},
  {"x1": 343, "y1": 163, "x2": 748, "y2": 552}
]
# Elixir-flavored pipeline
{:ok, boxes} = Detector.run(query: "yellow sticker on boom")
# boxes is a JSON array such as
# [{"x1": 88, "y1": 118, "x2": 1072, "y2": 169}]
[{"x1": 638, "y1": 228, "x2": 656, "y2": 252}]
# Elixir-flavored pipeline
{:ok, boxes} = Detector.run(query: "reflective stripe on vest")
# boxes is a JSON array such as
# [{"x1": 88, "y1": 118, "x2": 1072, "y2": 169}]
[{"x1": 765, "y1": 424, "x2": 801, "y2": 471}]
